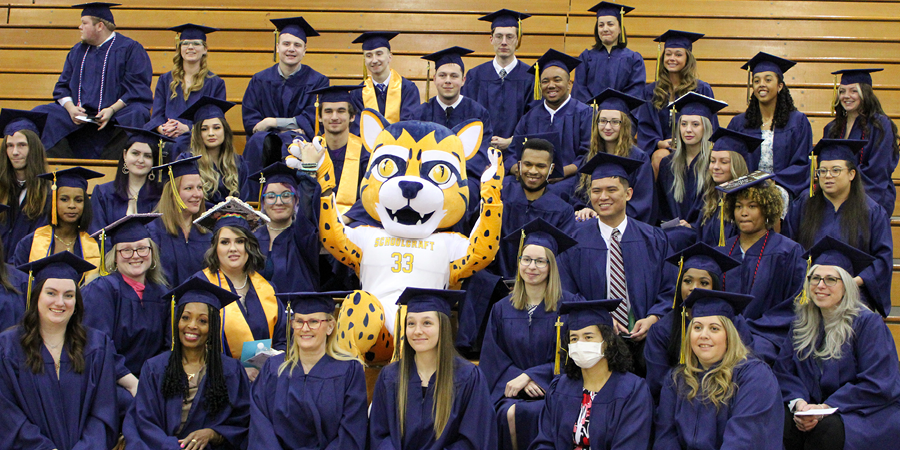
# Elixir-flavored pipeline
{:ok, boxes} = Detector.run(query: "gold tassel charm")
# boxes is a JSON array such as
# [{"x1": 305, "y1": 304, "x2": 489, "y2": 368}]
[
  {"x1": 718, "y1": 196, "x2": 726, "y2": 247},
  {"x1": 809, "y1": 153, "x2": 818, "y2": 198},
  {"x1": 799, "y1": 256, "x2": 811, "y2": 305},
  {"x1": 831, "y1": 74, "x2": 838, "y2": 117},
  {"x1": 50, "y1": 171, "x2": 58, "y2": 227},
  {"x1": 168, "y1": 167, "x2": 187, "y2": 211},
  {"x1": 554, "y1": 315, "x2": 563, "y2": 375},
  {"x1": 98, "y1": 230, "x2": 109, "y2": 276},
  {"x1": 533, "y1": 62, "x2": 541, "y2": 101},
  {"x1": 314, "y1": 95, "x2": 320, "y2": 137},
  {"x1": 257, "y1": 173, "x2": 266, "y2": 206},
  {"x1": 672, "y1": 256, "x2": 684, "y2": 310}
]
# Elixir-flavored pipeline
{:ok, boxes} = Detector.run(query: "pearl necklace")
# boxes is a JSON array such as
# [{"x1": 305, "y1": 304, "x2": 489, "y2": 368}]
[{"x1": 267, "y1": 223, "x2": 290, "y2": 232}]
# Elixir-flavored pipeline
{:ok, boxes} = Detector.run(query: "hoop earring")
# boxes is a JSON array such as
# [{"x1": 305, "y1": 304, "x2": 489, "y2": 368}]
[
  {"x1": 148, "y1": 171, "x2": 156, "y2": 181},
  {"x1": 121, "y1": 166, "x2": 129, "y2": 175}
]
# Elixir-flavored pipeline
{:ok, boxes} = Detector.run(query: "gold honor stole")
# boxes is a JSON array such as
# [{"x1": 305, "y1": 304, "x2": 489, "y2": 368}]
[
  {"x1": 362, "y1": 68, "x2": 403, "y2": 123},
  {"x1": 334, "y1": 134, "x2": 365, "y2": 215},
  {"x1": 30, "y1": 225, "x2": 101, "y2": 281},
  {"x1": 203, "y1": 269, "x2": 278, "y2": 359}
]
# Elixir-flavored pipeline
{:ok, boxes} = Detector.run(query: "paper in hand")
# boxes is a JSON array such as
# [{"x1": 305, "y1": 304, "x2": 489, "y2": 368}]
[{"x1": 794, "y1": 407, "x2": 838, "y2": 416}]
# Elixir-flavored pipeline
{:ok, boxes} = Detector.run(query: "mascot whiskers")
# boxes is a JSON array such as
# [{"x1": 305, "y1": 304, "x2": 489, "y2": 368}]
[{"x1": 287, "y1": 109, "x2": 503, "y2": 362}]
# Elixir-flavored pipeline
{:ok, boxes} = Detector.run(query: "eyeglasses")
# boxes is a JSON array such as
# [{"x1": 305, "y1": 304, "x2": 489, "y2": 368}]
[
  {"x1": 291, "y1": 317, "x2": 330, "y2": 330},
  {"x1": 181, "y1": 40, "x2": 204, "y2": 48},
  {"x1": 808, "y1": 275, "x2": 841, "y2": 287},
  {"x1": 597, "y1": 118, "x2": 623, "y2": 127},
  {"x1": 117, "y1": 246, "x2": 151, "y2": 258},
  {"x1": 263, "y1": 191, "x2": 295, "y2": 204},
  {"x1": 816, "y1": 167, "x2": 845, "y2": 178},
  {"x1": 519, "y1": 256, "x2": 549, "y2": 269}
]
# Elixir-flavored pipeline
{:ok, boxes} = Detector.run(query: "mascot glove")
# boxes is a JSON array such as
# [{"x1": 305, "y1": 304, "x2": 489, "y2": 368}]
[{"x1": 479, "y1": 147, "x2": 505, "y2": 201}]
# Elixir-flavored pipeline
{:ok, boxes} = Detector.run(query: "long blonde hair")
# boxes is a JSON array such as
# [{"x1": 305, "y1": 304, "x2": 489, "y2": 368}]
[
  {"x1": 189, "y1": 118, "x2": 240, "y2": 200},
  {"x1": 169, "y1": 39, "x2": 211, "y2": 101},
  {"x1": 278, "y1": 312, "x2": 363, "y2": 376},
  {"x1": 510, "y1": 245, "x2": 563, "y2": 312},
  {"x1": 792, "y1": 265, "x2": 863, "y2": 361},
  {"x1": 576, "y1": 112, "x2": 635, "y2": 199},
  {"x1": 652, "y1": 50, "x2": 699, "y2": 110},
  {"x1": 154, "y1": 175, "x2": 207, "y2": 236},
  {"x1": 670, "y1": 116, "x2": 713, "y2": 203},
  {"x1": 699, "y1": 151, "x2": 749, "y2": 224},
  {"x1": 674, "y1": 315, "x2": 747, "y2": 409}
]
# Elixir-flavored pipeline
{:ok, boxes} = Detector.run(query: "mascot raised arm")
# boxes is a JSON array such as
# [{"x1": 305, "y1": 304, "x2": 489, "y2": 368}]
[{"x1": 287, "y1": 109, "x2": 503, "y2": 362}]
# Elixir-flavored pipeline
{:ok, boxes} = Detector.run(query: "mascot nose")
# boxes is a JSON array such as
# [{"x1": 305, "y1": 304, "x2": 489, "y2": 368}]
[{"x1": 398, "y1": 180, "x2": 424, "y2": 199}]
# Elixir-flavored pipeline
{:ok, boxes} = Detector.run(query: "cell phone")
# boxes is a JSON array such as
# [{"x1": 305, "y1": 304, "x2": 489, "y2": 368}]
[{"x1": 618, "y1": 332, "x2": 632, "y2": 339}]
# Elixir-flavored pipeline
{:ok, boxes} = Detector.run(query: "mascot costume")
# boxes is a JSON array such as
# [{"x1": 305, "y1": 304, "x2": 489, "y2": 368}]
[{"x1": 287, "y1": 109, "x2": 504, "y2": 362}]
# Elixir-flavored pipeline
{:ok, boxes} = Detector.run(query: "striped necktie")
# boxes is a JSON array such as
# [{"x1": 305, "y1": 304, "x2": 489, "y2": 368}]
[{"x1": 609, "y1": 228, "x2": 630, "y2": 328}]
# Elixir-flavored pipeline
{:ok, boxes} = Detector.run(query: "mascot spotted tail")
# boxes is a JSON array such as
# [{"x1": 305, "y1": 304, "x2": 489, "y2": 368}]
[{"x1": 287, "y1": 109, "x2": 503, "y2": 363}]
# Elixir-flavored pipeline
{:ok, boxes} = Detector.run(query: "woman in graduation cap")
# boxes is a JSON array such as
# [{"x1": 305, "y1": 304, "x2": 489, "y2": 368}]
[
  {"x1": 0, "y1": 109, "x2": 51, "y2": 264},
  {"x1": 530, "y1": 299, "x2": 653, "y2": 450},
  {"x1": 89, "y1": 126, "x2": 167, "y2": 234},
  {"x1": 824, "y1": 68, "x2": 900, "y2": 215},
  {"x1": 249, "y1": 291, "x2": 367, "y2": 449},
  {"x1": 369, "y1": 288, "x2": 497, "y2": 450},
  {"x1": 148, "y1": 24, "x2": 227, "y2": 157},
  {"x1": 0, "y1": 252, "x2": 119, "y2": 449},
  {"x1": 726, "y1": 52, "x2": 813, "y2": 198},
  {"x1": 177, "y1": 96, "x2": 249, "y2": 204},
  {"x1": 123, "y1": 274, "x2": 251, "y2": 450},
  {"x1": 775, "y1": 237, "x2": 900, "y2": 450},
  {"x1": 572, "y1": 2, "x2": 646, "y2": 101},
  {"x1": 574, "y1": 88, "x2": 654, "y2": 224},
  {"x1": 637, "y1": 30, "x2": 718, "y2": 173},
  {"x1": 783, "y1": 139, "x2": 893, "y2": 318},
  {"x1": 194, "y1": 198, "x2": 286, "y2": 381},
  {"x1": 657, "y1": 92, "x2": 727, "y2": 226},
  {"x1": 654, "y1": 288, "x2": 784, "y2": 450},
  {"x1": 480, "y1": 219, "x2": 581, "y2": 450},
  {"x1": 719, "y1": 173, "x2": 806, "y2": 362},
  {"x1": 251, "y1": 163, "x2": 319, "y2": 294},
  {"x1": 13, "y1": 167, "x2": 103, "y2": 283},
  {"x1": 149, "y1": 155, "x2": 210, "y2": 287}
]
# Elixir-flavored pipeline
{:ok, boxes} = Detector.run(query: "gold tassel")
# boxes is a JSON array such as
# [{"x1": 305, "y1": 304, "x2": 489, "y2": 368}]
[
  {"x1": 169, "y1": 166, "x2": 187, "y2": 211},
  {"x1": 220, "y1": 306, "x2": 225, "y2": 354},
  {"x1": 157, "y1": 138, "x2": 166, "y2": 181},
  {"x1": 669, "y1": 106, "x2": 678, "y2": 145},
  {"x1": 516, "y1": 17, "x2": 523, "y2": 50},
  {"x1": 798, "y1": 255, "x2": 811, "y2": 305},
  {"x1": 809, "y1": 153, "x2": 817, "y2": 198},
  {"x1": 533, "y1": 61, "x2": 541, "y2": 101},
  {"x1": 718, "y1": 195, "x2": 726, "y2": 247},
  {"x1": 831, "y1": 74, "x2": 838, "y2": 117},
  {"x1": 170, "y1": 295, "x2": 176, "y2": 351},
  {"x1": 678, "y1": 307, "x2": 687, "y2": 364},
  {"x1": 618, "y1": 7, "x2": 626, "y2": 45},
  {"x1": 257, "y1": 173, "x2": 266, "y2": 206},
  {"x1": 553, "y1": 314, "x2": 563, "y2": 375},
  {"x1": 50, "y1": 171, "x2": 58, "y2": 227},
  {"x1": 314, "y1": 95, "x2": 320, "y2": 137},
  {"x1": 391, "y1": 305, "x2": 404, "y2": 362},
  {"x1": 671, "y1": 256, "x2": 683, "y2": 310},
  {"x1": 655, "y1": 41, "x2": 662, "y2": 82},
  {"x1": 26, "y1": 270, "x2": 33, "y2": 305},
  {"x1": 98, "y1": 229, "x2": 109, "y2": 276},
  {"x1": 590, "y1": 100, "x2": 599, "y2": 153},
  {"x1": 285, "y1": 304, "x2": 293, "y2": 351},
  {"x1": 273, "y1": 30, "x2": 278, "y2": 62},
  {"x1": 425, "y1": 61, "x2": 431, "y2": 99},
  {"x1": 746, "y1": 67, "x2": 752, "y2": 104}
]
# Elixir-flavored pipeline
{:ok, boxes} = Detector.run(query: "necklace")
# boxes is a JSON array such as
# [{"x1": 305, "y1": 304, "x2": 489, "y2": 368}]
[
  {"x1": 267, "y1": 223, "x2": 290, "y2": 232},
  {"x1": 45, "y1": 339, "x2": 64, "y2": 350},
  {"x1": 54, "y1": 234, "x2": 75, "y2": 251},
  {"x1": 233, "y1": 276, "x2": 249, "y2": 291}
]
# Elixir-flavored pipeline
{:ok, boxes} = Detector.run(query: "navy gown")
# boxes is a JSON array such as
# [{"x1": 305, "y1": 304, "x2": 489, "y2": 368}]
[
  {"x1": 572, "y1": 46, "x2": 647, "y2": 101},
  {"x1": 88, "y1": 181, "x2": 161, "y2": 234},
  {"x1": 654, "y1": 358, "x2": 784, "y2": 449},
  {"x1": 249, "y1": 353, "x2": 367, "y2": 449},
  {"x1": 13, "y1": 229, "x2": 98, "y2": 269},
  {"x1": 123, "y1": 352, "x2": 251, "y2": 450},
  {"x1": 783, "y1": 195, "x2": 893, "y2": 317},
  {"x1": 254, "y1": 211, "x2": 320, "y2": 294},
  {"x1": 81, "y1": 272, "x2": 169, "y2": 378},
  {"x1": 775, "y1": 309, "x2": 900, "y2": 450},
  {"x1": 146, "y1": 72, "x2": 227, "y2": 158},
  {"x1": 0, "y1": 266, "x2": 28, "y2": 332},
  {"x1": 463, "y1": 60, "x2": 535, "y2": 140},
  {"x1": 571, "y1": 146, "x2": 655, "y2": 224},
  {"x1": 368, "y1": 357, "x2": 497, "y2": 450},
  {"x1": 823, "y1": 114, "x2": 899, "y2": 215},
  {"x1": 0, "y1": 327, "x2": 119, "y2": 450},
  {"x1": 409, "y1": 96, "x2": 494, "y2": 177},
  {"x1": 726, "y1": 110, "x2": 813, "y2": 198},
  {"x1": 480, "y1": 291, "x2": 582, "y2": 450},
  {"x1": 147, "y1": 219, "x2": 209, "y2": 288},
  {"x1": 635, "y1": 81, "x2": 718, "y2": 156},
  {"x1": 657, "y1": 153, "x2": 706, "y2": 224},
  {"x1": 34, "y1": 33, "x2": 153, "y2": 158},
  {"x1": 1, "y1": 189, "x2": 50, "y2": 263},
  {"x1": 529, "y1": 370, "x2": 653, "y2": 450}
]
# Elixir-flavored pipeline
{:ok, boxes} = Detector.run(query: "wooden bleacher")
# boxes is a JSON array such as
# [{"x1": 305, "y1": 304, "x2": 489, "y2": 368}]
[{"x1": 4, "y1": 0, "x2": 900, "y2": 360}]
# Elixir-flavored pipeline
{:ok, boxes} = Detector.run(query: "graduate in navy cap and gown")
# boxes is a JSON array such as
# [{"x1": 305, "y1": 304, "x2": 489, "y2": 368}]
[
  {"x1": 530, "y1": 299, "x2": 653, "y2": 450},
  {"x1": 241, "y1": 17, "x2": 330, "y2": 178},
  {"x1": 776, "y1": 237, "x2": 900, "y2": 450},
  {"x1": 559, "y1": 152, "x2": 676, "y2": 373},
  {"x1": 824, "y1": 68, "x2": 899, "y2": 215},
  {"x1": 123, "y1": 275, "x2": 250, "y2": 450},
  {"x1": 349, "y1": 32, "x2": 420, "y2": 132},
  {"x1": 572, "y1": 2, "x2": 646, "y2": 101},
  {"x1": 147, "y1": 156, "x2": 210, "y2": 287},
  {"x1": 0, "y1": 203, "x2": 27, "y2": 331},
  {"x1": 177, "y1": 96, "x2": 248, "y2": 204},
  {"x1": 0, "y1": 252, "x2": 119, "y2": 450},
  {"x1": 508, "y1": 49, "x2": 593, "y2": 198},
  {"x1": 249, "y1": 291, "x2": 367, "y2": 449},
  {"x1": 411, "y1": 47, "x2": 494, "y2": 177},
  {"x1": 463, "y1": 9, "x2": 535, "y2": 153},
  {"x1": 480, "y1": 219, "x2": 582, "y2": 450},
  {"x1": 657, "y1": 92, "x2": 727, "y2": 225},
  {"x1": 719, "y1": 172, "x2": 806, "y2": 362},
  {"x1": 369, "y1": 288, "x2": 497, "y2": 450},
  {"x1": 0, "y1": 109, "x2": 51, "y2": 263},
  {"x1": 147, "y1": 24, "x2": 227, "y2": 158},
  {"x1": 14, "y1": 167, "x2": 103, "y2": 283},
  {"x1": 654, "y1": 289, "x2": 783, "y2": 450},
  {"x1": 572, "y1": 88, "x2": 654, "y2": 224},
  {"x1": 251, "y1": 163, "x2": 319, "y2": 294},
  {"x1": 88, "y1": 126, "x2": 167, "y2": 233},
  {"x1": 726, "y1": 52, "x2": 813, "y2": 198},
  {"x1": 784, "y1": 139, "x2": 893, "y2": 317},
  {"x1": 34, "y1": 2, "x2": 153, "y2": 160}
]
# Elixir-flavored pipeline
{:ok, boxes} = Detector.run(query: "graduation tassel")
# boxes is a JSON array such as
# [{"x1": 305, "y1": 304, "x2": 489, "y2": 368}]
[
  {"x1": 669, "y1": 106, "x2": 678, "y2": 145},
  {"x1": 533, "y1": 62, "x2": 541, "y2": 101},
  {"x1": 50, "y1": 171, "x2": 58, "y2": 227},
  {"x1": 391, "y1": 306, "x2": 404, "y2": 362},
  {"x1": 273, "y1": 30, "x2": 278, "y2": 62},
  {"x1": 746, "y1": 67, "x2": 752, "y2": 104},
  {"x1": 672, "y1": 256, "x2": 683, "y2": 310},
  {"x1": 168, "y1": 167, "x2": 187, "y2": 211},
  {"x1": 285, "y1": 305, "x2": 292, "y2": 351},
  {"x1": 618, "y1": 7, "x2": 626, "y2": 45},
  {"x1": 314, "y1": 95, "x2": 320, "y2": 137},
  {"x1": 516, "y1": 17, "x2": 523, "y2": 50},
  {"x1": 590, "y1": 100, "x2": 599, "y2": 152},
  {"x1": 718, "y1": 195, "x2": 726, "y2": 247},
  {"x1": 26, "y1": 270, "x2": 33, "y2": 306},
  {"x1": 798, "y1": 256, "x2": 811, "y2": 305},
  {"x1": 809, "y1": 153, "x2": 817, "y2": 198},
  {"x1": 553, "y1": 314, "x2": 563, "y2": 375},
  {"x1": 170, "y1": 295, "x2": 176, "y2": 351},
  {"x1": 425, "y1": 61, "x2": 431, "y2": 99},
  {"x1": 257, "y1": 173, "x2": 266, "y2": 206},
  {"x1": 678, "y1": 307, "x2": 687, "y2": 364},
  {"x1": 655, "y1": 41, "x2": 662, "y2": 82},
  {"x1": 831, "y1": 74, "x2": 838, "y2": 117},
  {"x1": 155, "y1": 138, "x2": 166, "y2": 181},
  {"x1": 98, "y1": 229, "x2": 109, "y2": 276}
]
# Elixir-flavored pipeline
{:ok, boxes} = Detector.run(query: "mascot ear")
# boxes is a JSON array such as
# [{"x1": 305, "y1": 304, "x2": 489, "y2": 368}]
[
  {"x1": 452, "y1": 119, "x2": 483, "y2": 161},
  {"x1": 360, "y1": 108, "x2": 390, "y2": 153}
]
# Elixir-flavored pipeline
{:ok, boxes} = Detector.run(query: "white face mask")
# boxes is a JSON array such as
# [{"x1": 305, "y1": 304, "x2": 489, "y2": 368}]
[{"x1": 568, "y1": 341, "x2": 605, "y2": 369}]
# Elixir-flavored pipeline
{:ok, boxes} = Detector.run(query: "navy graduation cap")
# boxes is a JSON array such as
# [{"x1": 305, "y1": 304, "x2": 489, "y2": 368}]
[
  {"x1": 73, "y1": 2, "x2": 119, "y2": 24},
  {"x1": 169, "y1": 23, "x2": 219, "y2": 41},
  {"x1": 152, "y1": 154, "x2": 201, "y2": 179},
  {"x1": 91, "y1": 213, "x2": 160, "y2": 246},
  {"x1": 396, "y1": 287, "x2": 464, "y2": 318},
  {"x1": 710, "y1": 127, "x2": 762, "y2": 158},
  {"x1": 804, "y1": 235, "x2": 874, "y2": 279},
  {"x1": 38, "y1": 167, "x2": 104, "y2": 192},
  {"x1": 578, "y1": 151, "x2": 643, "y2": 181},
  {"x1": 832, "y1": 68, "x2": 883, "y2": 86},
  {"x1": 308, "y1": 85, "x2": 365, "y2": 104},
  {"x1": 588, "y1": 1, "x2": 634, "y2": 18},
  {"x1": 0, "y1": 108, "x2": 47, "y2": 137},
  {"x1": 251, "y1": 162, "x2": 299, "y2": 190},
  {"x1": 511, "y1": 131, "x2": 565, "y2": 179},
  {"x1": 811, "y1": 138, "x2": 866, "y2": 164},
  {"x1": 178, "y1": 96, "x2": 235, "y2": 123},
  {"x1": 741, "y1": 52, "x2": 796, "y2": 76},
  {"x1": 18, "y1": 251, "x2": 96, "y2": 287},
  {"x1": 479, "y1": 9, "x2": 531, "y2": 29},
  {"x1": 654, "y1": 30, "x2": 704, "y2": 52},
  {"x1": 167, "y1": 274, "x2": 240, "y2": 310},
  {"x1": 666, "y1": 241, "x2": 741, "y2": 281},
  {"x1": 279, "y1": 291, "x2": 350, "y2": 315},
  {"x1": 669, "y1": 92, "x2": 727, "y2": 122},
  {"x1": 590, "y1": 88, "x2": 645, "y2": 113},
  {"x1": 715, "y1": 170, "x2": 774, "y2": 195},
  {"x1": 529, "y1": 49, "x2": 581, "y2": 76},
  {"x1": 422, "y1": 46, "x2": 474, "y2": 72},
  {"x1": 352, "y1": 31, "x2": 399, "y2": 51},
  {"x1": 503, "y1": 217, "x2": 578, "y2": 256},
  {"x1": 683, "y1": 288, "x2": 754, "y2": 321},
  {"x1": 270, "y1": 16, "x2": 319, "y2": 42},
  {"x1": 559, "y1": 299, "x2": 622, "y2": 330},
  {"x1": 117, "y1": 125, "x2": 174, "y2": 147}
]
